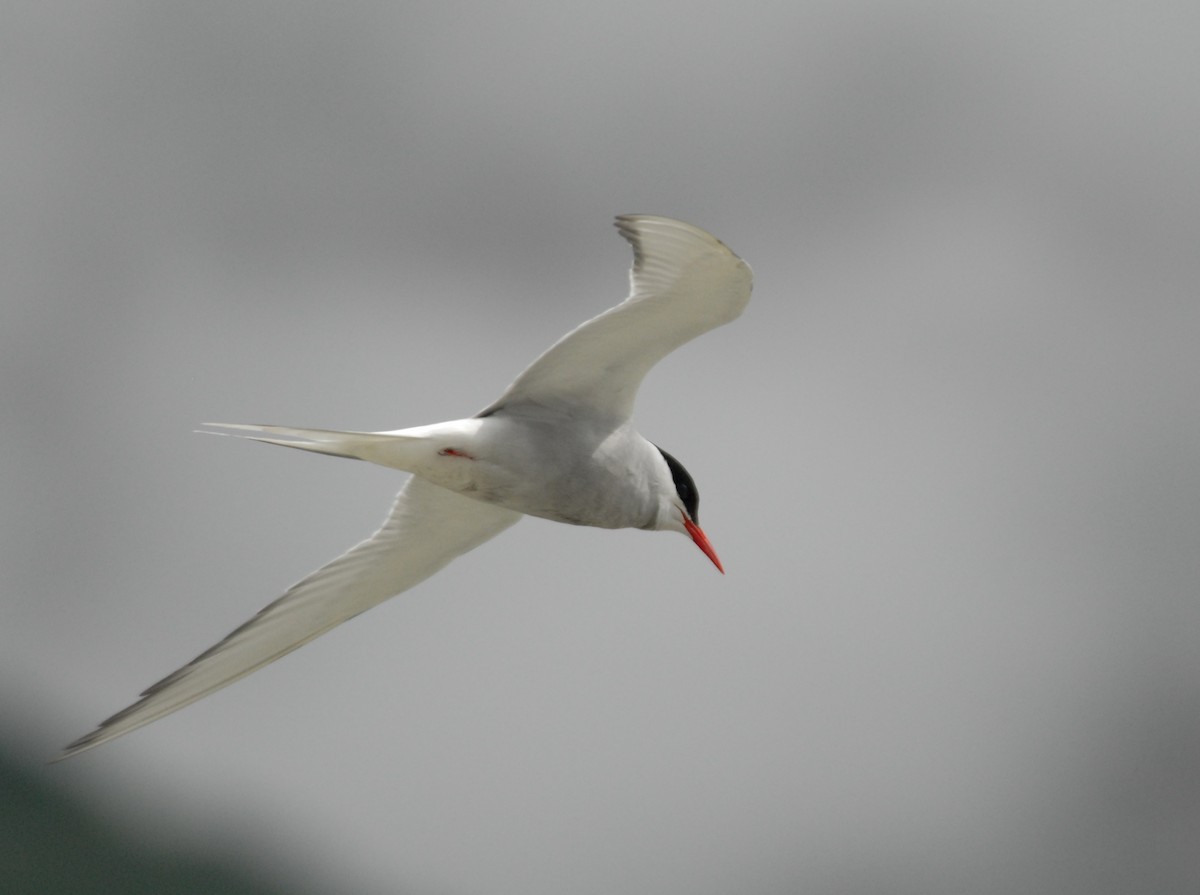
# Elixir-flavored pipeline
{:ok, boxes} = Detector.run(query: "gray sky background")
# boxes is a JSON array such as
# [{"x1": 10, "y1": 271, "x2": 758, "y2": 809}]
[{"x1": 4, "y1": 3, "x2": 1199, "y2": 893}]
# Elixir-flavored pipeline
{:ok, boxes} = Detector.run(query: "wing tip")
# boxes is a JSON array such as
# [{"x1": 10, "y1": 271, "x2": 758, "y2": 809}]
[
  {"x1": 612, "y1": 214, "x2": 746, "y2": 263},
  {"x1": 53, "y1": 728, "x2": 108, "y2": 762}
]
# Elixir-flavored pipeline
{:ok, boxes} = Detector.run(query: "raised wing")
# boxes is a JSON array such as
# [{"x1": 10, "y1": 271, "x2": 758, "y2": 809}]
[
  {"x1": 58, "y1": 477, "x2": 520, "y2": 759},
  {"x1": 478, "y1": 215, "x2": 752, "y2": 424}
]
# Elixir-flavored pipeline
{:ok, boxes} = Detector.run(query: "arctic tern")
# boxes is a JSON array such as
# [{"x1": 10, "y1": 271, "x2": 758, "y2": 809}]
[{"x1": 59, "y1": 214, "x2": 752, "y2": 759}]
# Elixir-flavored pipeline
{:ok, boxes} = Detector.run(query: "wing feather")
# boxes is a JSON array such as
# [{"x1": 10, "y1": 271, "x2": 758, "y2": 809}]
[
  {"x1": 58, "y1": 477, "x2": 520, "y2": 758},
  {"x1": 478, "y1": 215, "x2": 752, "y2": 423}
]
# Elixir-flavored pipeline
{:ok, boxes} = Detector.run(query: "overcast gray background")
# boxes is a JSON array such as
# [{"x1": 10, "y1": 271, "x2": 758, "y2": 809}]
[{"x1": 4, "y1": 3, "x2": 1199, "y2": 893}]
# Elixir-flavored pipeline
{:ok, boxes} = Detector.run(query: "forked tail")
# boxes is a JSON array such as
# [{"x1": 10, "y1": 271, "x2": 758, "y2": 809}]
[{"x1": 199, "y1": 423, "x2": 399, "y2": 461}]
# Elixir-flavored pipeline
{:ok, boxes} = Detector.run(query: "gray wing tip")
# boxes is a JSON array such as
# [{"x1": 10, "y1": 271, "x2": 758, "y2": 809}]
[
  {"x1": 52, "y1": 660, "x2": 201, "y2": 761},
  {"x1": 54, "y1": 729, "x2": 106, "y2": 762},
  {"x1": 612, "y1": 214, "x2": 745, "y2": 263},
  {"x1": 53, "y1": 700, "x2": 149, "y2": 761}
]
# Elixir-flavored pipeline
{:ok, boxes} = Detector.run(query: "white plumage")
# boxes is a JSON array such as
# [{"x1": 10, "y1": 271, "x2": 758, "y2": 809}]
[{"x1": 59, "y1": 214, "x2": 752, "y2": 759}]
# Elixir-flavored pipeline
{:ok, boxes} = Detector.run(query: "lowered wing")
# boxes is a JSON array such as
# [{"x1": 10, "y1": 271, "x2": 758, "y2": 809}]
[{"x1": 59, "y1": 476, "x2": 520, "y2": 759}]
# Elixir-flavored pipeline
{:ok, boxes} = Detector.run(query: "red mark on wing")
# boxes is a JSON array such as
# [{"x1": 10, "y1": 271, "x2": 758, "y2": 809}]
[{"x1": 439, "y1": 448, "x2": 475, "y2": 460}]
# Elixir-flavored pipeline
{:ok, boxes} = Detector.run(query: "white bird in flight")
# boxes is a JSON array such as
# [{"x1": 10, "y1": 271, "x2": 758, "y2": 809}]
[{"x1": 59, "y1": 214, "x2": 752, "y2": 759}]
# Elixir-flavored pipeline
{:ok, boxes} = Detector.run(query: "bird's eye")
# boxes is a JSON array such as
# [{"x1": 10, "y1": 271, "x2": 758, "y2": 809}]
[{"x1": 655, "y1": 446, "x2": 700, "y2": 524}]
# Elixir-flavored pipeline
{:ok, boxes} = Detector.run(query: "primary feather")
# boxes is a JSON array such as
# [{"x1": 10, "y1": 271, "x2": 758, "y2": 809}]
[
  {"x1": 59, "y1": 477, "x2": 519, "y2": 758},
  {"x1": 478, "y1": 215, "x2": 751, "y2": 422}
]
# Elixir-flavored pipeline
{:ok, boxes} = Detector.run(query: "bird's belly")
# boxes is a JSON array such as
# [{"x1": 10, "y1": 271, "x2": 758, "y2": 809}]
[
  {"x1": 428, "y1": 459, "x2": 651, "y2": 530},
  {"x1": 394, "y1": 414, "x2": 657, "y2": 530},
  {"x1": 495, "y1": 463, "x2": 656, "y2": 530}
]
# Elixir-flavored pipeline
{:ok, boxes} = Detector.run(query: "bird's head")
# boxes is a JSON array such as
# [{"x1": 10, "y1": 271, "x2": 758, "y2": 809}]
[{"x1": 652, "y1": 446, "x2": 724, "y2": 574}]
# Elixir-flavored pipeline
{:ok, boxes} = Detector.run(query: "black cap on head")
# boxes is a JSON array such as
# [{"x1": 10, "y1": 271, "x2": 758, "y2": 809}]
[{"x1": 655, "y1": 446, "x2": 700, "y2": 523}]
